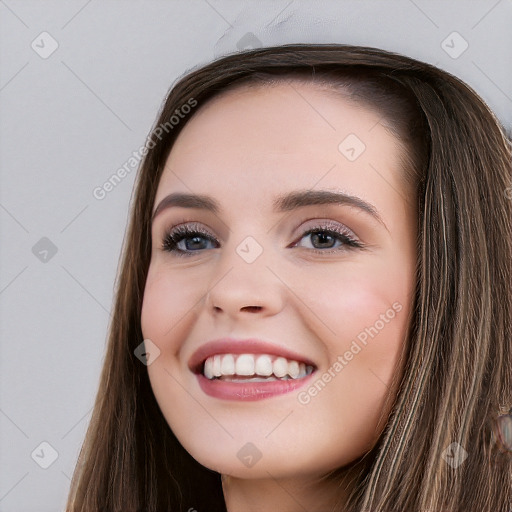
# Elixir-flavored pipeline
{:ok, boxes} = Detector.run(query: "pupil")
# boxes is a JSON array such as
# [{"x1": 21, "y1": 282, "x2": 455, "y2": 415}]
[
  {"x1": 313, "y1": 232, "x2": 334, "y2": 248},
  {"x1": 186, "y1": 236, "x2": 205, "y2": 250}
]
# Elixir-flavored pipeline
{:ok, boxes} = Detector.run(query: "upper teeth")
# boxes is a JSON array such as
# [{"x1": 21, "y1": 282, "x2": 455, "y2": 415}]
[{"x1": 203, "y1": 353, "x2": 314, "y2": 380}]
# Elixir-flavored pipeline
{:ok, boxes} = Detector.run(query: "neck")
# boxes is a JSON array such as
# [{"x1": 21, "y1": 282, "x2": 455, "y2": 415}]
[{"x1": 221, "y1": 472, "x2": 348, "y2": 512}]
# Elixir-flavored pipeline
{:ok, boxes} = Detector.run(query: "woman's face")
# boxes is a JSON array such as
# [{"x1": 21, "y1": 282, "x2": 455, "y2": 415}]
[{"x1": 141, "y1": 81, "x2": 417, "y2": 479}]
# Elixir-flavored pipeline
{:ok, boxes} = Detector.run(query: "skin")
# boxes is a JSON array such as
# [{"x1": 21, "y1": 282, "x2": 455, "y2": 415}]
[{"x1": 140, "y1": 81, "x2": 417, "y2": 511}]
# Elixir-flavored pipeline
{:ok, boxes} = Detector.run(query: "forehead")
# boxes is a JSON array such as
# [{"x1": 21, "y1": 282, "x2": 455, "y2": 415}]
[
  {"x1": 169, "y1": 81, "x2": 386, "y2": 157},
  {"x1": 156, "y1": 81, "x2": 409, "y2": 219}
]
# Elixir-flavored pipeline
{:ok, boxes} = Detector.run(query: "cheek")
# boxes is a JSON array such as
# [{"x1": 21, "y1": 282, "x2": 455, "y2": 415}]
[
  {"x1": 311, "y1": 261, "x2": 411, "y2": 350},
  {"x1": 293, "y1": 272, "x2": 410, "y2": 458},
  {"x1": 140, "y1": 265, "x2": 204, "y2": 349}
]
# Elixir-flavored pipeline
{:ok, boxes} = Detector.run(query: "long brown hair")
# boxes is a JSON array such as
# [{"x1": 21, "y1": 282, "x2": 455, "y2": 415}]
[{"x1": 65, "y1": 44, "x2": 512, "y2": 512}]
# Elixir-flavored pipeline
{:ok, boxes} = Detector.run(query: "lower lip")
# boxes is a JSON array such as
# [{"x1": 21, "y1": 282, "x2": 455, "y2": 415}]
[{"x1": 195, "y1": 372, "x2": 316, "y2": 401}]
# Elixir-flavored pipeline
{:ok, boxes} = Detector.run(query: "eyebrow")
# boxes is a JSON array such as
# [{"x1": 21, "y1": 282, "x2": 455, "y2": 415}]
[{"x1": 151, "y1": 190, "x2": 387, "y2": 229}]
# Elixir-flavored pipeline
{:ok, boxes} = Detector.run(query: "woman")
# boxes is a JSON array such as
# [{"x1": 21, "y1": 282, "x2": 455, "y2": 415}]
[{"x1": 65, "y1": 44, "x2": 512, "y2": 511}]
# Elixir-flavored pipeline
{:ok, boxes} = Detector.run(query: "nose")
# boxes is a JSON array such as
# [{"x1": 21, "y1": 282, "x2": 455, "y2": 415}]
[{"x1": 204, "y1": 238, "x2": 285, "y2": 320}]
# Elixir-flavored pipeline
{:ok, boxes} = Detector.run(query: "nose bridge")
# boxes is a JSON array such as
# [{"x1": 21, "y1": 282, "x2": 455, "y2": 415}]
[
  {"x1": 205, "y1": 228, "x2": 283, "y2": 315},
  {"x1": 221, "y1": 218, "x2": 270, "y2": 272}
]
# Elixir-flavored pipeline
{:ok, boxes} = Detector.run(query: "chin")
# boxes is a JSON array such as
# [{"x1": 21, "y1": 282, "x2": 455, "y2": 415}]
[{"x1": 177, "y1": 433, "x2": 352, "y2": 481}]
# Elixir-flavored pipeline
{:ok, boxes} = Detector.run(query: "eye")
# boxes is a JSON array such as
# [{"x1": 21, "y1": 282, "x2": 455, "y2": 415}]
[
  {"x1": 161, "y1": 223, "x2": 218, "y2": 257},
  {"x1": 293, "y1": 221, "x2": 364, "y2": 254},
  {"x1": 160, "y1": 221, "x2": 364, "y2": 257}
]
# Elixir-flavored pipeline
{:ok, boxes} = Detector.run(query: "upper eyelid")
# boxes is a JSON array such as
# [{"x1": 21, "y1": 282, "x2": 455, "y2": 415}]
[
  {"x1": 153, "y1": 201, "x2": 373, "y2": 237},
  {"x1": 161, "y1": 219, "x2": 357, "y2": 238},
  {"x1": 162, "y1": 220, "x2": 361, "y2": 249}
]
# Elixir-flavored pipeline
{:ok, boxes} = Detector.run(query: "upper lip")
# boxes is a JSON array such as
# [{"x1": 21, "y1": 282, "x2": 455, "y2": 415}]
[{"x1": 188, "y1": 338, "x2": 318, "y2": 374}]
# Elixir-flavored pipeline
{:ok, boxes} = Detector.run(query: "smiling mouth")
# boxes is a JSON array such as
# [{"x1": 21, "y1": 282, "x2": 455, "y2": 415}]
[{"x1": 198, "y1": 353, "x2": 316, "y2": 381}]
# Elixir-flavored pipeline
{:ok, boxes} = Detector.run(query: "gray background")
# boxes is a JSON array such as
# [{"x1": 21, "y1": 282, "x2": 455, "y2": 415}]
[{"x1": 1, "y1": 1, "x2": 511, "y2": 510}]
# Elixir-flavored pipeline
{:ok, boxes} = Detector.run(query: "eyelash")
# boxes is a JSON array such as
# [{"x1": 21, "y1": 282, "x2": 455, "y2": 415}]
[{"x1": 161, "y1": 221, "x2": 364, "y2": 257}]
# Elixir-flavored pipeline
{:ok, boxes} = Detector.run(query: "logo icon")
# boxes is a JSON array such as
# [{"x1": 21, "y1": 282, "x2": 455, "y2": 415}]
[
  {"x1": 31, "y1": 32, "x2": 59, "y2": 59},
  {"x1": 441, "y1": 31, "x2": 469, "y2": 59},
  {"x1": 31, "y1": 441, "x2": 59, "y2": 469},
  {"x1": 441, "y1": 442, "x2": 468, "y2": 468},
  {"x1": 494, "y1": 407, "x2": 512, "y2": 453},
  {"x1": 236, "y1": 32, "x2": 262, "y2": 51},
  {"x1": 338, "y1": 133, "x2": 366, "y2": 161},
  {"x1": 32, "y1": 237, "x2": 58, "y2": 263},
  {"x1": 236, "y1": 442, "x2": 262, "y2": 468},
  {"x1": 134, "y1": 339, "x2": 161, "y2": 366},
  {"x1": 236, "y1": 236, "x2": 263, "y2": 264}
]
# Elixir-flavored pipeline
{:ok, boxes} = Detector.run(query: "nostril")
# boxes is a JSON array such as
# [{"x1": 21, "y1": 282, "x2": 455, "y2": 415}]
[{"x1": 241, "y1": 306, "x2": 262, "y2": 312}]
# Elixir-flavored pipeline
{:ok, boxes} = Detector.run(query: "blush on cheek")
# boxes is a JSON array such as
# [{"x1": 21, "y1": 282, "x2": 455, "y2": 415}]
[
  {"x1": 141, "y1": 274, "x2": 208, "y2": 364},
  {"x1": 323, "y1": 281, "x2": 394, "y2": 328},
  {"x1": 322, "y1": 283, "x2": 407, "y2": 360}
]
